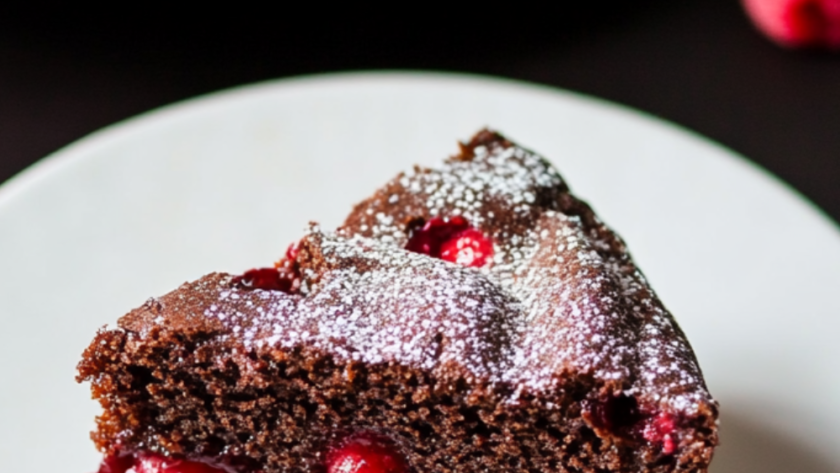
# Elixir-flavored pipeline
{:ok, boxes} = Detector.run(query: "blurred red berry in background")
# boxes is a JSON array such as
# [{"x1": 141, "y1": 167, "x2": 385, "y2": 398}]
[{"x1": 742, "y1": 0, "x2": 840, "y2": 49}]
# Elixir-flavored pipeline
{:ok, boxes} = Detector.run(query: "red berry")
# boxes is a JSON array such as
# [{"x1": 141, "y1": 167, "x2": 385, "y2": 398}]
[
  {"x1": 327, "y1": 433, "x2": 408, "y2": 473},
  {"x1": 585, "y1": 398, "x2": 680, "y2": 455},
  {"x1": 661, "y1": 435, "x2": 677, "y2": 456},
  {"x1": 438, "y1": 227, "x2": 494, "y2": 267},
  {"x1": 132, "y1": 453, "x2": 228, "y2": 473},
  {"x1": 97, "y1": 454, "x2": 134, "y2": 473},
  {"x1": 285, "y1": 242, "x2": 300, "y2": 261},
  {"x1": 233, "y1": 267, "x2": 290, "y2": 292},
  {"x1": 742, "y1": 0, "x2": 840, "y2": 48},
  {"x1": 234, "y1": 241, "x2": 303, "y2": 293},
  {"x1": 643, "y1": 412, "x2": 678, "y2": 455},
  {"x1": 587, "y1": 394, "x2": 641, "y2": 433},
  {"x1": 405, "y1": 217, "x2": 493, "y2": 268},
  {"x1": 97, "y1": 453, "x2": 228, "y2": 473}
]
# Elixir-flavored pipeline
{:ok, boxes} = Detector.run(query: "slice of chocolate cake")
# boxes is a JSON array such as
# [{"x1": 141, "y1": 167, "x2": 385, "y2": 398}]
[{"x1": 78, "y1": 130, "x2": 718, "y2": 473}]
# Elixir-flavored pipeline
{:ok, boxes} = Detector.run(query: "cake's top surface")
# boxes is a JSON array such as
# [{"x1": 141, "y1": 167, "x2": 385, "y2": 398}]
[{"x1": 122, "y1": 130, "x2": 714, "y2": 416}]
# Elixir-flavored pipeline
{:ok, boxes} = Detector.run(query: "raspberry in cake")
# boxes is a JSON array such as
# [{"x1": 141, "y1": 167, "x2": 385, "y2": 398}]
[{"x1": 78, "y1": 130, "x2": 719, "y2": 473}]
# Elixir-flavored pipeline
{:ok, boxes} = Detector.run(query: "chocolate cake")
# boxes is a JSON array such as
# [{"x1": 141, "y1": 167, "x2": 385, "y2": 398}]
[{"x1": 78, "y1": 130, "x2": 719, "y2": 473}]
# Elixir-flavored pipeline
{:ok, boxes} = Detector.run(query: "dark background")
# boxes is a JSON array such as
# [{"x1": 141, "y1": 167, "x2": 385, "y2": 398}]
[{"x1": 1, "y1": 1, "x2": 839, "y2": 224}]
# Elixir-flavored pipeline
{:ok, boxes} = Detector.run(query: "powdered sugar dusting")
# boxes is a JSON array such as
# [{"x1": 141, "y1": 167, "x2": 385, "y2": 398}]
[{"x1": 197, "y1": 133, "x2": 712, "y2": 414}]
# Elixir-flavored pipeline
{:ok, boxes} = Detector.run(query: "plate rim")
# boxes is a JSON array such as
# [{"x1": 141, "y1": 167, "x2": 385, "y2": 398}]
[
  {"x1": 2, "y1": 70, "x2": 840, "y2": 472},
  {"x1": 1, "y1": 70, "x2": 836, "y2": 235}
]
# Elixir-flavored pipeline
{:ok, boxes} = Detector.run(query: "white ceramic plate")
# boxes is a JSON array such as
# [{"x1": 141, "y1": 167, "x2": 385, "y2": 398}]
[{"x1": 1, "y1": 72, "x2": 838, "y2": 473}]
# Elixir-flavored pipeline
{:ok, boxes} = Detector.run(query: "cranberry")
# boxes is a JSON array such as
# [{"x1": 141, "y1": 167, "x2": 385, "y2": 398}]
[
  {"x1": 97, "y1": 454, "x2": 134, "y2": 473},
  {"x1": 643, "y1": 412, "x2": 678, "y2": 455},
  {"x1": 234, "y1": 268, "x2": 289, "y2": 291},
  {"x1": 587, "y1": 394, "x2": 641, "y2": 433},
  {"x1": 97, "y1": 453, "x2": 227, "y2": 473},
  {"x1": 133, "y1": 453, "x2": 229, "y2": 473},
  {"x1": 586, "y1": 396, "x2": 679, "y2": 455},
  {"x1": 285, "y1": 241, "x2": 300, "y2": 261},
  {"x1": 405, "y1": 216, "x2": 493, "y2": 268},
  {"x1": 742, "y1": 0, "x2": 840, "y2": 49},
  {"x1": 326, "y1": 432, "x2": 408, "y2": 473},
  {"x1": 234, "y1": 243, "x2": 301, "y2": 293}
]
